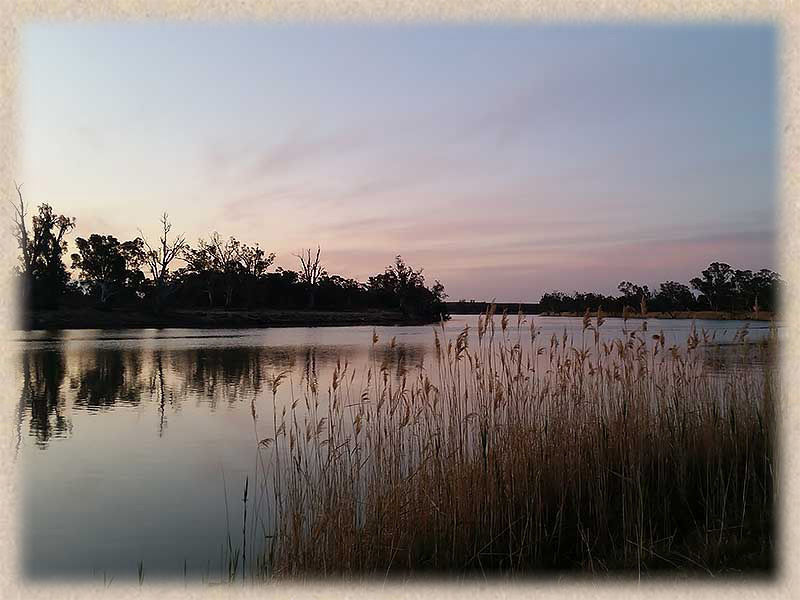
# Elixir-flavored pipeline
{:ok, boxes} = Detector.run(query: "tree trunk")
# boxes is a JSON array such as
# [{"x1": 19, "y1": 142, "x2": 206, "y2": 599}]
[
  {"x1": 307, "y1": 287, "x2": 315, "y2": 310},
  {"x1": 99, "y1": 281, "x2": 113, "y2": 304}
]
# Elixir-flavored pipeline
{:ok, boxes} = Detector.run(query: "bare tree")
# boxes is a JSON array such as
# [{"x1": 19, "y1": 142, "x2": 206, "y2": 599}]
[
  {"x1": 8, "y1": 182, "x2": 32, "y2": 276},
  {"x1": 293, "y1": 246, "x2": 325, "y2": 309},
  {"x1": 139, "y1": 213, "x2": 186, "y2": 310}
]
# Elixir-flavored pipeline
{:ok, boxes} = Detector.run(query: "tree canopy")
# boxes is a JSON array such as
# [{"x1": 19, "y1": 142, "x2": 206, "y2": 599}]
[
  {"x1": 540, "y1": 262, "x2": 780, "y2": 316},
  {"x1": 10, "y1": 193, "x2": 450, "y2": 321}
]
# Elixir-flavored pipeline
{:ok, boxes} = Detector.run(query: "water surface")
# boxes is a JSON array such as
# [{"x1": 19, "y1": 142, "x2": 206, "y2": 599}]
[{"x1": 13, "y1": 315, "x2": 773, "y2": 579}]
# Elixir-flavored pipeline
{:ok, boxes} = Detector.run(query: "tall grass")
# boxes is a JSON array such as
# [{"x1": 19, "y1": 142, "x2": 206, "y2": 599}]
[{"x1": 247, "y1": 307, "x2": 776, "y2": 578}]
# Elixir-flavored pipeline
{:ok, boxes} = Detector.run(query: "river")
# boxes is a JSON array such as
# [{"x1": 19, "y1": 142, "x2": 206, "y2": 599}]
[{"x1": 12, "y1": 315, "x2": 774, "y2": 580}]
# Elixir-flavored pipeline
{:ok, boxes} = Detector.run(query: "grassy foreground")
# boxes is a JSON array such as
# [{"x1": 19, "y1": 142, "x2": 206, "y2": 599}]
[{"x1": 240, "y1": 308, "x2": 776, "y2": 579}]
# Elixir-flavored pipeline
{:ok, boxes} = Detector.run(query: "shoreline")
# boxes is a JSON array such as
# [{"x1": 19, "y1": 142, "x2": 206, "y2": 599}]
[
  {"x1": 18, "y1": 307, "x2": 443, "y2": 331},
  {"x1": 18, "y1": 307, "x2": 775, "y2": 331},
  {"x1": 536, "y1": 310, "x2": 775, "y2": 322}
]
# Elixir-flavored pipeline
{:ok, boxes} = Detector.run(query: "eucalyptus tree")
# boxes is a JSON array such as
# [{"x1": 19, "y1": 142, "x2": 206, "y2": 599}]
[
  {"x1": 8, "y1": 183, "x2": 76, "y2": 308},
  {"x1": 690, "y1": 262, "x2": 735, "y2": 311},
  {"x1": 70, "y1": 234, "x2": 145, "y2": 305}
]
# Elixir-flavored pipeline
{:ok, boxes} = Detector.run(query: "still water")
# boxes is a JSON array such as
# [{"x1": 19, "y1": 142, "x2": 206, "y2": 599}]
[{"x1": 13, "y1": 315, "x2": 773, "y2": 580}]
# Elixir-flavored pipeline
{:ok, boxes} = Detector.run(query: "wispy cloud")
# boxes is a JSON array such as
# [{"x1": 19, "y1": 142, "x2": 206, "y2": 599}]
[{"x1": 25, "y1": 24, "x2": 776, "y2": 301}]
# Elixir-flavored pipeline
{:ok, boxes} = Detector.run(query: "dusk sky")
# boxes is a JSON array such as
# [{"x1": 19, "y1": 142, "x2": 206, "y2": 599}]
[{"x1": 21, "y1": 23, "x2": 776, "y2": 302}]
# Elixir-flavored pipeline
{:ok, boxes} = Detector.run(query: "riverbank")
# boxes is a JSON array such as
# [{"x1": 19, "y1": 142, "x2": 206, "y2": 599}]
[
  {"x1": 19, "y1": 307, "x2": 440, "y2": 331},
  {"x1": 20, "y1": 307, "x2": 776, "y2": 330},
  {"x1": 539, "y1": 309, "x2": 775, "y2": 321}
]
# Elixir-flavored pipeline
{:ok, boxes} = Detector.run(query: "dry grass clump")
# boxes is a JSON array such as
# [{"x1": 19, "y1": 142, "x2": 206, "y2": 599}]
[{"x1": 252, "y1": 307, "x2": 776, "y2": 579}]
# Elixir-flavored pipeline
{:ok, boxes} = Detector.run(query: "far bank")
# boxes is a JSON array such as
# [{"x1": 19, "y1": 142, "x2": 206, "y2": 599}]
[
  {"x1": 537, "y1": 309, "x2": 775, "y2": 321},
  {"x1": 18, "y1": 306, "x2": 776, "y2": 331},
  {"x1": 18, "y1": 307, "x2": 446, "y2": 331}
]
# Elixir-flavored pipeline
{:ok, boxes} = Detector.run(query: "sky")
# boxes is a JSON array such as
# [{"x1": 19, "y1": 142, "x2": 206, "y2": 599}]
[{"x1": 20, "y1": 23, "x2": 776, "y2": 302}]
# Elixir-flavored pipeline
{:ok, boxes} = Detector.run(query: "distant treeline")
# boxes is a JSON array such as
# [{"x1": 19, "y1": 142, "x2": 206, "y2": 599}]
[
  {"x1": 8, "y1": 189, "x2": 449, "y2": 322},
  {"x1": 446, "y1": 301, "x2": 540, "y2": 315},
  {"x1": 538, "y1": 264, "x2": 781, "y2": 316}
]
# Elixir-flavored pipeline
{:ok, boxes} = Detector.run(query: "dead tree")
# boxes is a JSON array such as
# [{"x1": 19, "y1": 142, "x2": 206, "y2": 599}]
[
  {"x1": 294, "y1": 246, "x2": 325, "y2": 309},
  {"x1": 139, "y1": 213, "x2": 186, "y2": 312},
  {"x1": 8, "y1": 182, "x2": 32, "y2": 308},
  {"x1": 8, "y1": 182, "x2": 32, "y2": 276}
]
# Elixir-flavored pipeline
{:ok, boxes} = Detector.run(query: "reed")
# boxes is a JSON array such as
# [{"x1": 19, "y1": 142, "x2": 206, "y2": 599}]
[{"x1": 248, "y1": 306, "x2": 776, "y2": 578}]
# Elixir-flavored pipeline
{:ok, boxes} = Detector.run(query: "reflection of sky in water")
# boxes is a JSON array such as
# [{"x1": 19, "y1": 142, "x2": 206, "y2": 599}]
[{"x1": 13, "y1": 316, "x2": 777, "y2": 579}]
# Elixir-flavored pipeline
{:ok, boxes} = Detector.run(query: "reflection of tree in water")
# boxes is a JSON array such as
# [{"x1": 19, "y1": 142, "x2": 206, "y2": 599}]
[
  {"x1": 19, "y1": 350, "x2": 70, "y2": 448},
  {"x1": 702, "y1": 341, "x2": 772, "y2": 375},
  {"x1": 69, "y1": 350, "x2": 145, "y2": 410},
  {"x1": 149, "y1": 350, "x2": 172, "y2": 437},
  {"x1": 170, "y1": 347, "x2": 296, "y2": 410},
  {"x1": 17, "y1": 342, "x2": 430, "y2": 446},
  {"x1": 302, "y1": 348, "x2": 319, "y2": 394},
  {"x1": 371, "y1": 342, "x2": 426, "y2": 378}
]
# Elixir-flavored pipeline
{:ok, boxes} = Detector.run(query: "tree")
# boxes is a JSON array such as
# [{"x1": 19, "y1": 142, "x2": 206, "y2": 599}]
[
  {"x1": 368, "y1": 256, "x2": 448, "y2": 320},
  {"x1": 183, "y1": 233, "x2": 237, "y2": 307},
  {"x1": 652, "y1": 281, "x2": 695, "y2": 313},
  {"x1": 184, "y1": 233, "x2": 276, "y2": 308},
  {"x1": 139, "y1": 213, "x2": 186, "y2": 311},
  {"x1": 748, "y1": 269, "x2": 781, "y2": 313},
  {"x1": 317, "y1": 274, "x2": 367, "y2": 309},
  {"x1": 70, "y1": 234, "x2": 145, "y2": 305},
  {"x1": 211, "y1": 234, "x2": 243, "y2": 308},
  {"x1": 732, "y1": 269, "x2": 757, "y2": 312},
  {"x1": 9, "y1": 184, "x2": 76, "y2": 308},
  {"x1": 617, "y1": 281, "x2": 651, "y2": 315},
  {"x1": 9, "y1": 183, "x2": 33, "y2": 279},
  {"x1": 294, "y1": 246, "x2": 326, "y2": 309},
  {"x1": 184, "y1": 237, "x2": 218, "y2": 307},
  {"x1": 690, "y1": 262, "x2": 735, "y2": 311},
  {"x1": 238, "y1": 242, "x2": 275, "y2": 278},
  {"x1": 731, "y1": 269, "x2": 781, "y2": 312},
  {"x1": 617, "y1": 281, "x2": 651, "y2": 304},
  {"x1": 237, "y1": 242, "x2": 276, "y2": 307},
  {"x1": 538, "y1": 291, "x2": 568, "y2": 314}
]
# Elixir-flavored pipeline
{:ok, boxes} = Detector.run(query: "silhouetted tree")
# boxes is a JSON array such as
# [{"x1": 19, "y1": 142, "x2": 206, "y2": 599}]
[
  {"x1": 211, "y1": 234, "x2": 242, "y2": 308},
  {"x1": 368, "y1": 256, "x2": 447, "y2": 320},
  {"x1": 9, "y1": 184, "x2": 76, "y2": 309},
  {"x1": 316, "y1": 274, "x2": 367, "y2": 309},
  {"x1": 690, "y1": 262, "x2": 735, "y2": 311},
  {"x1": 294, "y1": 246, "x2": 326, "y2": 309},
  {"x1": 752, "y1": 269, "x2": 781, "y2": 312},
  {"x1": 10, "y1": 194, "x2": 453, "y2": 322},
  {"x1": 70, "y1": 234, "x2": 145, "y2": 305},
  {"x1": 254, "y1": 268, "x2": 301, "y2": 308},
  {"x1": 183, "y1": 232, "x2": 239, "y2": 307},
  {"x1": 733, "y1": 268, "x2": 781, "y2": 313},
  {"x1": 651, "y1": 281, "x2": 696, "y2": 313},
  {"x1": 140, "y1": 213, "x2": 186, "y2": 312},
  {"x1": 539, "y1": 263, "x2": 778, "y2": 316},
  {"x1": 183, "y1": 234, "x2": 277, "y2": 308},
  {"x1": 238, "y1": 242, "x2": 275, "y2": 307},
  {"x1": 539, "y1": 291, "x2": 569, "y2": 313},
  {"x1": 617, "y1": 281, "x2": 651, "y2": 313}
]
